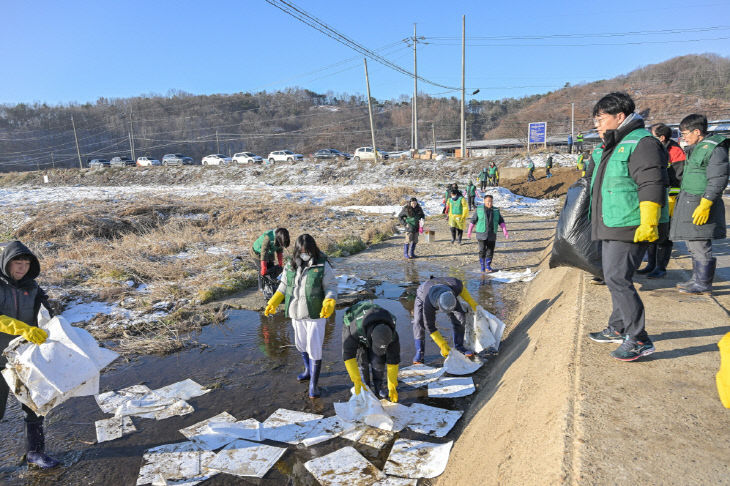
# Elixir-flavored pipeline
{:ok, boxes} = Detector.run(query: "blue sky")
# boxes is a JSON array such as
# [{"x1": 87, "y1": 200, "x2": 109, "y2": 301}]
[{"x1": 2, "y1": 0, "x2": 729, "y2": 106}]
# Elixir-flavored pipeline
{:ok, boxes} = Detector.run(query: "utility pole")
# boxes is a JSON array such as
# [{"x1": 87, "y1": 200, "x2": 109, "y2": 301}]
[
  {"x1": 460, "y1": 15, "x2": 466, "y2": 158},
  {"x1": 129, "y1": 109, "x2": 136, "y2": 161},
  {"x1": 216, "y1": 129, "x2": 220, "y2": 153},
  {"x1": 71, "y1": 115, "x2": 83, "y2": 169},
  {"x1": 51, "y1": 152, "x2": 55, "y2": 169},
  {"x1": 413, "y1": 23, "x2": 418, "y2": 153},
  {"x1": 363, "y1": 58, "x2": 378, "y2": 161},
  {"x1": 432, "y1": 123, "x2": 436, "y2": 156},
  {"x1": 571, "y1": 102, "x2": 575, "y2": 148}
]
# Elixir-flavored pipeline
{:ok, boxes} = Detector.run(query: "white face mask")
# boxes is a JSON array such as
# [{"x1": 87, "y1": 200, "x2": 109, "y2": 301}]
[{"x1": 300, "y1": 254, "x2": 311, "y2": 262}]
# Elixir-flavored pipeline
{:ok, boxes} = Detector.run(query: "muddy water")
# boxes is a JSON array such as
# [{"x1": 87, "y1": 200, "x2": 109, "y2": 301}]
[{"x1": 0, "y1": 263, "x2": 513, "y2": 485}]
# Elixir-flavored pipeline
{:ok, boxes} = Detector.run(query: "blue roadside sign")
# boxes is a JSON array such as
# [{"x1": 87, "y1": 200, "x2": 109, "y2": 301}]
[{"x1": 528, "y1": 122, "x2": 546, "y2": 143}]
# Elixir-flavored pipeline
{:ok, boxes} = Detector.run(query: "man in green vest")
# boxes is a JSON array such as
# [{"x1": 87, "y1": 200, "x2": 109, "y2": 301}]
[
  {"x1": 251, "y1": 228, "x2": 290, "y2": 276},
  {"x1": 478, "y1": 167, "x2": 488, "y2": 191},
  {"x1": 487, "y1": 162, "x2": 499, "y2": 187},
  {"x1": 670, "y1": 114, "x2": 729, "y2": 294},
  {"x1": 466, "y1": 181, "x2": 477, "y2": 210},
  {"x1": 585, "y1": 92, "x2": 669, "y2": 362},
  {"x1": 342, "y1": 301, "x2": 400, "y2": 402},
  {"x1": 466, "y1": 194, "x2": 509, "y2": 272},
  {"x1": 526, "y1": 158, "x2": 536, "y2": 182},
  {"x1": 576, "y1": 132, "x2": 584, "y2": 152},
  {"x1": 546, "y1": 154, "x2": 554, "y2": 178}
]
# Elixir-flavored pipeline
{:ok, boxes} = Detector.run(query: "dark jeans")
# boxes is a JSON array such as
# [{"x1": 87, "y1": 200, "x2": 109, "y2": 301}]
[
  {"x1": 603, "y1": 240, "x2": 649, "y2": 342},
  {"x1": 450, "y1": 227, "x2": 463, "y2": 242},
  {"x1": 480, "y1": 180, "x2": 486, "y2": 191},
  {"x1": 357, "y1": 347, "x2": 386, "y2": 396},
  {"x1": 527, "y1": 170, "x2": 535, "y2": 181},
  {"x1": 411, "y1": 308, "x2": 468, "y2": 345},
  {"x1": 477, "y1": 238, "x2": 496, "y2": 259},
  {"x1": 467, "y1": 195, "x2": 476, "y2": 210}
]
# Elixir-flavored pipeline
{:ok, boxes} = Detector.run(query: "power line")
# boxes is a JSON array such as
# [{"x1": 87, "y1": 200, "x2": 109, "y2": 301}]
[{"x1": 264, "y1": 0, "x2": 459, "y2": 90}]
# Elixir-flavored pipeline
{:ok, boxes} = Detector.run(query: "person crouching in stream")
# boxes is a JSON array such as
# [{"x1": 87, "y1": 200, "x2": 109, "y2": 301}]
[
  {"x1": 264, "y1": 234, "x2": 336, "y2": 398},
  {"x1": 467, "y1": 194, "x2": 509, "y2": 272},
  {"x1": 398, "y1": 197, "x2": 425, "y2": 259}
]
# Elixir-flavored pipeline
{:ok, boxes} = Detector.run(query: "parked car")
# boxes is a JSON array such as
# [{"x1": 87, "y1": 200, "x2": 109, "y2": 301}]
[
  {"x1": 267, "y1": 150, "x2": 304, "y2": 163},
  {"x1": 88, "y1": 158, "x2": 110, "y2": 168},
  {"x1": 161, "y1": 154, "x2": 194, "y2": 166},
  {"x1": 201, "y1": 154, "x2": 232, "y2": 166},
  {"x1": 136, "y1": 156, "x2": 161, "y2": 167},
  {"x1": 353, "y1": 147, "x2": 389, "y2": 161},
  {"x1": 110, "y1": 156, "x2": 135, "y2": 167},
  {"x1": 232, "y1": 152, "x2": 263, "y2": 164},
  {"x1": 313, "y1": 148, "x2": 351, "y2": 161}
]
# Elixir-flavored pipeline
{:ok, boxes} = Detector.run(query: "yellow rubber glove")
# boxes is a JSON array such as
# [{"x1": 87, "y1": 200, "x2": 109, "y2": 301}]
[
  {"x1": 692, "y1": 198, "x2": 713, "y2": 226},
  {"x1": 344, "y1": 358, "x2": 363, "y2": 395},
  {"x1": 717, "y1": 332, "x2": 730, "y2": 409},
  {"x1": 633, "y1": 201, "x2": 661, "y2": 243},
  {"x1": 430, "y1": 331, "x2": 451, "y2": 357},
  {"x1": 668, "y1": 195, "x2": 677, "y2": 217},
  {"x1": 386, "y1": 364, "x2": 399, "y2": 403},
  {"x1": 319, "y1": 298, "x2": 335, "y2": 318},
  {"x1": 459, "y1": 288, "x2": 478, "y2": 311},
  {"x1": 264, "y1": 291, "x2": 284, "y2": 316},
  {"x1": 0, "y1": 315, "x2": 47, "y2": 344}
]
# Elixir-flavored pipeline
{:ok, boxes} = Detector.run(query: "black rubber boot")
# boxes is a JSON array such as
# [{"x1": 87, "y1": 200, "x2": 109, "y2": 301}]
[
  {"x1": 679, "y1": 258, "x2": 716, "y2": 295},
  {"x1": 636, "y1": 245, "x2": 656, "y2": 274},
  {"x1": 297, "y1": 352, "x2": 311, "y2": 381},
  {"x1": 308, "y1": 359, "x2": 322, "y2": 398},
  {"x1": 25, "y1": 419, "x2": 60, "y2": 469},
  {"x1": 647, "y1": 244, "x2": 672, "y2": 279},
  {"x1": 677, "y1": 259, "x2": 700, "y2": 291}
]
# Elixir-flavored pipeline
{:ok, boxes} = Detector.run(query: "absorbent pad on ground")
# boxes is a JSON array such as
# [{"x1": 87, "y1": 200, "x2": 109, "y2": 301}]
[
  {"x1": 203, "y1": 439, "x2": 286, "y2": 478},
  {"x1": 384, "y1": 439, "x2": 453, "y2": 479},
  {"x1": 443, "y1": 350, "x2": 483, "y2": 375},
  {"x1": 260, "y1": 408, "x2": 324, "y2": 444},
  {"x1": 136, "y1": 441, "x2": 217, "y2": 486},
  {"x1": 405, "y1": 403, "x2": 463, "y2": 438},
  {"x1": 304, "y1": 446, "x2": 386, "y2": 485},
  {"x1": 487, "y1": 268, "x2": 538, "y2": 283},
  {"x1": 427, "y1": 376, "x2": 475, "y2": 398},
  {"x1": 334, "y1": 387, "x2": 394, "y2": 431},
  {"x1": 178, "y1": 412, "x2": 240, "y2": 449},
  {"x1": 95, "y1": 415, "x2": 136, "y2": 443},
  {"x1": 397, "y1": 364, "x2": 445, "y2": 388}
]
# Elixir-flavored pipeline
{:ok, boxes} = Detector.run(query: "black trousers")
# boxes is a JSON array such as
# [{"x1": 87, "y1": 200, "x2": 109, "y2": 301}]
[
  {"x1": 480, "y1": 180, "x2": 486, "y2": 191},
  {"x1": 467, "y1": 195, "x2": 476, "y2": 209},
  {"x1": 477, "y1": 238, "x2": 496, "y2": 259},
  {"x1": 450, "y1": 227, "x2": 463, "y2": 242},
  {"x1": 357, "y1": 347, "x2": 386, "y2": 396},
  {"x1": 603, "y1": 240, "x2": 649, "y2": 341}
]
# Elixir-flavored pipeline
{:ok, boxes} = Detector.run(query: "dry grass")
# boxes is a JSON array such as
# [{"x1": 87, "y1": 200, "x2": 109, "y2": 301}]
[
  {"x1": 12, "y1": 194, "x2": 400, "y2": 356},
  {"x1": 330, "y1": 186, "x2": 416, "y2": 206}
]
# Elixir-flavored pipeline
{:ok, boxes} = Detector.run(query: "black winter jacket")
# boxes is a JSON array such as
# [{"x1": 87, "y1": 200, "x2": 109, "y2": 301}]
[{"x1": 585, "y1": 114, "x2": 669, "y2": 242}]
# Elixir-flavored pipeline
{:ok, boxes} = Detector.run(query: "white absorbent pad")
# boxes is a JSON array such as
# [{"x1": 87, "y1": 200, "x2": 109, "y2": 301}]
[{"x1": 384, "y1": 439, "x2": 453, "y2": 479}]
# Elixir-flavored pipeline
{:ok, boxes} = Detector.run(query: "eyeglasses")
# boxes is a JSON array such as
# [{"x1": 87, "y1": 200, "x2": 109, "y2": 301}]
[
  {"x1": 593, "y1": 114, "x2": 612, "y2": 126},
  {"x1": 680, "y1": 130, "x2": 694, "y2": 137}
]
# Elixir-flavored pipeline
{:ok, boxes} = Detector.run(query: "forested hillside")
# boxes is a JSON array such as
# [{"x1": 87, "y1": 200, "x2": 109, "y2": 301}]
[
  {"x1": 485, "y1": 54, "x2": 730, "y2": 139},
  {"x1": 1, "y1": 53, "x2": 728, "y2": 171}
]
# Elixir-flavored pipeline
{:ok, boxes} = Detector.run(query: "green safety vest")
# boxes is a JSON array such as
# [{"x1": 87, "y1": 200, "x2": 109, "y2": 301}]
[
  {"x1": 252, "y1": 230, "x2": 280, "y2": 257},
  {"x1": 343, "y1": 300, "x2": 396, "y2": 347},
  {"x1": 449, "y1": 196, "x2": 464, "y2": 215},
  {"x1": 590, "y1": 128, "x2": 669, "y2": 227},
  {"x1": 283, "y1": 255, "x2": 326, "y2": 319},
  {"x1": 577, "y1": 134, "x2": 584, "y2": 143},
  {"x1": 528, "y1": 162, "x2": 534, "y2": 170},
  {"x1": 488, "y1": 167, "x2": 497, "y2": 176},
  {"x1": 467, "y1": 185, "x2": 476, "y2": 196},
  {"x1": 680, "y1": 135, "x2": 727, "y2": 196},
  {"x1": 475, "y1": 207, "x2": 501, "y2": 234},
  {"x1": 546, "y1": 157, "x2": 553, "y2": 168},
  {"x1": 478, "y1": 169, "x2": 487, "y2": 180}
]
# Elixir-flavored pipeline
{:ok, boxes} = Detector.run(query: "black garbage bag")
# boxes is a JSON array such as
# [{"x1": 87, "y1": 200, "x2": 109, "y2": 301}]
[
  {"x1": 549, "y1": 178, "x2": 603, "y2": 279},
  {"x1": 258, "y1": 264, "x2": 283, "y2": 299}
]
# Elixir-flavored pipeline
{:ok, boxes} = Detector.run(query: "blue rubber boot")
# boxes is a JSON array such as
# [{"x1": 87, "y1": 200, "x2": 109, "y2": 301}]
[
  {"x1": 485, "y1": 258, "x2": 493, "y2": 272},
  {"x1": 308, "y1": 359, "x2": 322, "y2": 398},
  {"x1": 404, "y1": 244, "x2": 410, "y2": 259},
  {"x1": 453, "y1": 326, "x2": 475, "y2": 358},
  {"x1": 413, "y1": 339, "x2": 425, "y2": 364},
  {"x1": 25, "y1": 419, "x2": 60, "y2": 469},
  {"x1": 297, "y1": 352, "x2": 311, "y2": 381},
  {"x1": 409, "y1": 242, "x2": 417, "y2": 259},
  {"x1": 479, "y1": 258, "x2": 485, "y2": 272}
]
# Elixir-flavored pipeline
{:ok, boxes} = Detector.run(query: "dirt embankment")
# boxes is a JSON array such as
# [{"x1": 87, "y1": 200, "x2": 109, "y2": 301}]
[{"x1": 500, "y1": 167, "x2": 581, "y2": 199}]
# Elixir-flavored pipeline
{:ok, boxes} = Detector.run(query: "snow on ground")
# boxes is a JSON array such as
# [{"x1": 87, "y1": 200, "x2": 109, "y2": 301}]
[
  {"x1": 503, "y1": 153, "x2": 578, "y2": 168},
  {"x1": 60, "y1": 300, "x2": 133, "y2": 324}
]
